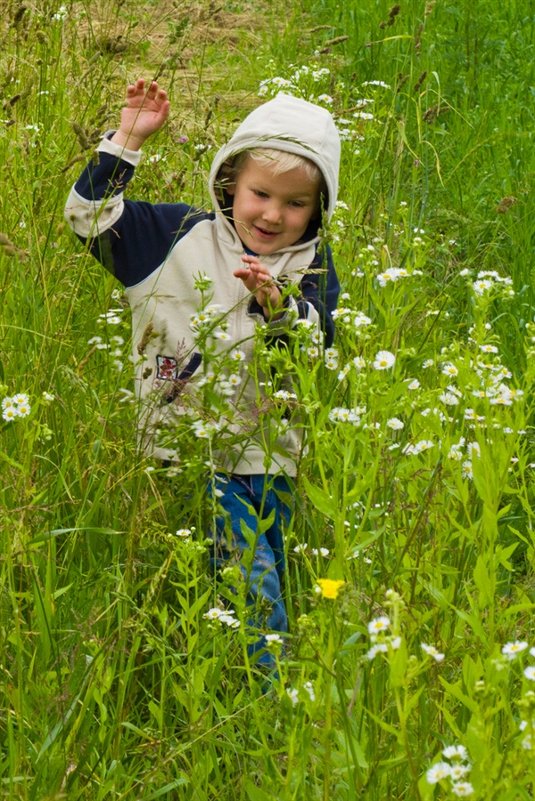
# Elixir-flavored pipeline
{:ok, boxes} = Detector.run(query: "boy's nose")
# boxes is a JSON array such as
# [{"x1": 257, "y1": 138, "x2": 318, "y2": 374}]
[{"x1": 262, "y1": 203, "x2": 282, "y2": 225}]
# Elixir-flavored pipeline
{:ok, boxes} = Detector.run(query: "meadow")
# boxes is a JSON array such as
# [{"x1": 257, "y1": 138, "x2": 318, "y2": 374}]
[{"x1": 0, "y1": 0, "x2": 534, "y2": 799}]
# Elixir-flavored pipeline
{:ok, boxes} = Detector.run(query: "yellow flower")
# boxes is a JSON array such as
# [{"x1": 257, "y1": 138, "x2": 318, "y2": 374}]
[{"x1": 317, "y1": 578, "x2": 345, "y2": 599}]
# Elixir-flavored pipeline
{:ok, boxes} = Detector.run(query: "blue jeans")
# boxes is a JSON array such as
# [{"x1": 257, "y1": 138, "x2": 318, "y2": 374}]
[{"x1": 209, "y1": 473, "x2": 293, "y2": 669}]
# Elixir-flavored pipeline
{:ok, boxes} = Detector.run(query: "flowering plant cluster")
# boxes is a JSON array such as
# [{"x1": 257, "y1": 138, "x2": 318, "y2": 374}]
[
  {"x1": 2, "y1": 392, "x2": 31, "y2": 422},
  {"x1": 426, "y1": 745, "x2": 474, "y2": 797}
]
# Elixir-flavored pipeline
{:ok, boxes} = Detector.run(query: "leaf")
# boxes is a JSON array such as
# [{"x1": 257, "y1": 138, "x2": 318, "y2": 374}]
[
  {"x1": 473, "y1": 554, "x2": 493, "y2": 608},
  {"x1": 301, "y1": 476, "x2": 335, "y2": 518},
  {"x1": 244, "y1": 781, "x2": 276, "y2": 801},
  {"x1": 29, "y1": 526, "x2": 124, "y2": 544},
  {"x1": 142, "y1": 779, "x2": 189, "y2": 799},
  {"x1": 438, "y1": 677, "x2": 478, "y2": 713}
]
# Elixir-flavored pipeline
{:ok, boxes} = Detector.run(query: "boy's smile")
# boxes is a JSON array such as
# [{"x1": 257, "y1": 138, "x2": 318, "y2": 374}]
[{"x1": 228, "y1": 157, "x2": 320, "y2": 255}]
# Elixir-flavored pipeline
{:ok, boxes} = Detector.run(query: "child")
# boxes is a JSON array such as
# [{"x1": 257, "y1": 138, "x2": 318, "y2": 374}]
[{"x1": 65, "y1": 78, "x2": 341, "y2": 672}]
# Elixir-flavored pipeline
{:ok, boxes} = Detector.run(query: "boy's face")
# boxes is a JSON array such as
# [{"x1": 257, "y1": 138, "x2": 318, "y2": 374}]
[{"x1": 227, "y1": 157, "x2": 320, "y2": 255}]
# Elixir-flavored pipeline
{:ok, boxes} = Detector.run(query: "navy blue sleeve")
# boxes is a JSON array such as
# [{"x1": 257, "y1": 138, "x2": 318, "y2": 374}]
[
  {"x1": 73, "y1": 153, "x2": 211, "y2": 287},
  {"x1": 298, "y1": 244, "x2": 340, "y2": 347}
]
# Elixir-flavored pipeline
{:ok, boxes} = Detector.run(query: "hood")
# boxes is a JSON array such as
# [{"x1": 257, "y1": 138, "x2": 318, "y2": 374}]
[{"x1": 208, "y1": 93, "x2": 341, "y2": 231}]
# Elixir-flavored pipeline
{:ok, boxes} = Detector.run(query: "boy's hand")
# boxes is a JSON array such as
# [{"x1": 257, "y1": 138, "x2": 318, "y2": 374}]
[
  {"x1": 234, "y1": 255, "x2": 284, "y2": 320},
  {"x1": 111, "y1": 78, "x2": 170, "y2": 151}
]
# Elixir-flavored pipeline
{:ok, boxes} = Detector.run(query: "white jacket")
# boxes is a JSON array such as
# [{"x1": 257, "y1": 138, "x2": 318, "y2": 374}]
[{"x1": 65, "y1": 93, "x2": 341, "y2": 475}]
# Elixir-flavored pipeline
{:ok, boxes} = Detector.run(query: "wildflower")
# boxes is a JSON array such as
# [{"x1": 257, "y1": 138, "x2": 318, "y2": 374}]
[
  {"x1": 287, "y1": 687, "x2": 299, "y2": 705},
  {"x1": 118, "y1": 388, "x2": 134, "y2": 403},
  {"x1": 407, "y1": 378, "x2": 420, "y2": 390},
  {"x1": 213, "y1": 327, "x2": 231, "y2": 340},
  {"x1": 376, "y1": 267, "x2": 409, "y2": 286},
  {"x1": 451, "y1": 782, "x2": 474, "y2": 797},
  {"x1": 524, "y1": 666, "x2": 535, "y2": 681},
  {"x1": 219, "y1": 613, "x2": 240, "y2": 629},
  {"x1": 441, "y1": 362, "x2": 459, "y2": 377},
  {"x1": 450, "y1": 764, "x2": 472, "y2": 780},
  {"x1": 311, "y1": 547, "x2": 330, "y2": 557},
  {"x1": 316, "y1": 578, "x2": 345, "y2": 599},
  {"x1": 2, "y1": 406, "x2": 17, "y2": 422},
  {"x1": 303, "y1": 681, "x2": 316, "y2": 701},
  {"x1": 14, "y1": 400, "x2": 31, "y2": 418},
  {"x1": 193, "y1": 273, "x2": 213, "y2": 290},
  {"x1": 461, "y1": 460, "x2": 473, "y2": 480},
  {"x1": 273, "y1": 389, "x2": 297, "y2": 402},
  {"x1": 426, "y1": 762, "x2": 452, "y2": 784},
  {"x1": 366, "y1": 642, "x2": 388, "y2": 660},
  {"x1": 473, "y1": 279, "x2": 493, "y2": 295},
  {"x1": 98, "y1": 310, "x2": 122, "y2": 325},
  {"x1": 362, "y1": 80, "x2": 390, "y2": 89},
  {"x1": 324, "y1": 347, "x2": 339, "y2": 370},
  {"x1": 448, "y1": 441, "x2": 465, "y2": 461},
  {"x1": 230, "y1": 348, "x2": 246, "y2": 362},
  {"x1": 439, "y1": 391, "x2": 460, "y2": 406},
  {"x1": 329, "y1": 407, "x2": 362, "y2": 424},
  {"x1": 203, "y1": 607, "x2": 240, "y2": 629},
  {"x1": 442, "y1": 745, "x2": 469, "y2": 761},
  {"x1": 520, "y1": 721, "x2": 533, "y2": 750},
  {"x1": 354, "y1": 311, "x2": 372, "y2": 328},
  {"x1": 258, "y1": 76, "x2": 294, "y2": 96},
  {"x1": 421, "y1": 643, "x2": 445, "y2": 662},
  {"x1": 2, "y1": 394, "x2": 31, "y2": 420},
  {"x1": 373, "y1": 350, "x2": 396, "y2": 370},
  {"x1": 403, "y1": 439, "x2": 435, "y2": 456},
  {"x1": 52, "y1": 4, "x2": 68, "y2": 20},
  {"x1": 386, "y1": 417, "x2": 404, "y2": 430},
  {"x1": 218, "y1": 374, "x2": 242, "y2": 396},
  {"x1": 264, "y1": 633, "x2": 283, "y2": 646},
  {"x1": 175, "y1": 528, "x2": 192, "y2": 538},
  {"x1": 191, "y1": 419, "x2": 220, "y2": 439},
  {"x1": 368, "y1": 616, "x2": 390, "y2": 635}
]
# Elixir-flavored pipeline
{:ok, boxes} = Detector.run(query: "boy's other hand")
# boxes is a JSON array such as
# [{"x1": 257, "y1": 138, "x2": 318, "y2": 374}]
[
  {"x1": 111, "y1": 78, "x2": 170, "y2": 151},
  {"x1": 234, "y1": 255, "x2": 284, "y2": 320}
]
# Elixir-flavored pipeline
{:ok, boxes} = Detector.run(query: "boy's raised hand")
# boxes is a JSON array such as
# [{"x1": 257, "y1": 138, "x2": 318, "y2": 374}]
[
  {"x1": 111, "y1": 78, "x2": 170, "y2": 151},
  {"x1": 234, "y1": 255, "x2": 284, "y2": 320}
]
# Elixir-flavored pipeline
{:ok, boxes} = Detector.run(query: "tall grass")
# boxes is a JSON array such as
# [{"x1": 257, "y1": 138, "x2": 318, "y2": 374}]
[{"x1": 1, "y1": 1, "x2": 533, "y2": 799}]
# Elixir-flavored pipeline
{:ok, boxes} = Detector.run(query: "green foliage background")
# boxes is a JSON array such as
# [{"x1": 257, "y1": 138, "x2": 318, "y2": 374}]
[{"x1": 0, "y1": 1, "x2": 533, "y2": 799}]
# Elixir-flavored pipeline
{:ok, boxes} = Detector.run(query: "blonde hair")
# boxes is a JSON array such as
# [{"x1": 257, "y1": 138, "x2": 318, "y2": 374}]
[
  {"x1": 216, "y1": 147, "x2": 326, "y2": 210},
  {"x1": 243, "y1": 147, "x2": 321, "y2": 182}
]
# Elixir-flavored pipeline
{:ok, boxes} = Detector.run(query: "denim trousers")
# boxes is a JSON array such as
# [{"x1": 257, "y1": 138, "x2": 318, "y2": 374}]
[{"x1": 209, "y1": 472, "x2": 293, "y2": 669}]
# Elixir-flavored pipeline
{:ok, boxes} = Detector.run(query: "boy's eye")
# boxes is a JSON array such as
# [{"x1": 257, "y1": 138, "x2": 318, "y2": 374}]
[
  {"x1": 253, "y1": 189, "x2": 269, "y2": 198},
  {"x1": 289, "y1": 200, "x2": 305, "y2": 208}
]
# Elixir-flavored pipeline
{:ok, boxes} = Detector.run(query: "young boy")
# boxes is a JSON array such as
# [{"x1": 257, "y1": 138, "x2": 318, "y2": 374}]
[{"x1": 65, "y1": 79, "x2": 341, "y2": 672}]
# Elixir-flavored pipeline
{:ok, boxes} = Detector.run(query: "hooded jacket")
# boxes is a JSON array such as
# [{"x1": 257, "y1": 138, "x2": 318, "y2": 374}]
[{"x1": 64, "y1": 93, "x2": 341, "y2": 475}]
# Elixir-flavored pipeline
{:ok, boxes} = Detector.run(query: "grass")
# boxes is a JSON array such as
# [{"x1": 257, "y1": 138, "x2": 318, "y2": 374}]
[{"x1": 1, "y1": 0, "x2": 534, "y2": 799}]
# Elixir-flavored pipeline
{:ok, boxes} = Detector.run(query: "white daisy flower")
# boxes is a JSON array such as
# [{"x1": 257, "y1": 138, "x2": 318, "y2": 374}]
[{"x1": 373, "y1": 350, "x2": 396, "y2": 370}]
